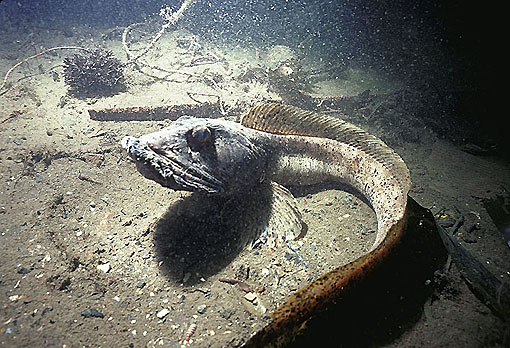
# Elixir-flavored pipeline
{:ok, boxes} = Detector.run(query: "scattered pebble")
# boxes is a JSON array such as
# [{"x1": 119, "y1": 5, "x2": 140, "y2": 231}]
[
  {"x1": 17, "y1": 267, "x2": 31, "y2": 274},
  {"x1": 242, "y1": 293, "x2": 267, "y2": 315},
  {"x1": 197, "y1": 304, "x2": 207, "y2": 314},
  {"x1": 136, "y1": 281, "x2": 146, "y2": 289},
  {"x1": 157, "y1": 308, "x2": 170, "y2": 319},
  {"x1": 176, "y1": 294, "x2": 185, "y2": 304},
  {"x1": 140, "y1": 251, "x2": 150, "y2": 259},
  {"x1": 149, "y1": 337, "x2": 178, "y2": 348},
  {"x1": 243, "y1": 293, "x2": 257, "y2": 302},
  {"x1": 97, "y1": 263, "x2": 110, "y2": 273}
]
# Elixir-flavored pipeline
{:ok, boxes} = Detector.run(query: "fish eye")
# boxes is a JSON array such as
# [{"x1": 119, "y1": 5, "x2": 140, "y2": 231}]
[{"x1": 187, "y1": 125, "x2": 212, "y2": 149}]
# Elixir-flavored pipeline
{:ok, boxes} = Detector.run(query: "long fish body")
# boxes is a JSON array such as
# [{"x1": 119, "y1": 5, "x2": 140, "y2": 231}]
[{"x1": 121, "y1": 104, "x2": 411, "y2": 347}]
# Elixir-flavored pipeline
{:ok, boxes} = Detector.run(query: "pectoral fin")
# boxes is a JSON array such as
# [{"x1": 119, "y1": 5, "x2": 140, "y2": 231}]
[
  {"x1": 220, "y1": 181, "x2": 306, "y2": 250},
  {"x1": 257, "y1": 181, "x2": 307, "y2": 249}
]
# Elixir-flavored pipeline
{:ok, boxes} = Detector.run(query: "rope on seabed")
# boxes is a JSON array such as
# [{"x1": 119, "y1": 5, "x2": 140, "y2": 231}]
[
  {"x1": 0, "y1": 46, "x2": 91, "y2": 92},
  {"x1": 122, "y1": 0, "x2": 198, "y2": 64}
]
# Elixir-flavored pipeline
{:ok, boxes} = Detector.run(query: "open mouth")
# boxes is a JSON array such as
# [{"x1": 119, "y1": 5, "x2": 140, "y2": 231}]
[{"x1": 121, "y1": 136, "x2": 224, "y2": 193}]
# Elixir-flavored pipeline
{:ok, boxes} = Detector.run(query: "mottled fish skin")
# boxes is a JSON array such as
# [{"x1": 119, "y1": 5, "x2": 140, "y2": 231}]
[
  {"x1": 122, "y1": 104, "x2": 411, "y2": 347},
  {"x1": 241, "y1": 104, "x2": 410, "y2": 251},
  {"x1": 236, "y1": 104, "x2": 410, "y2": 347},
  {"x1": 241, "y1": 136, "x2": 409, "y2": 348},
  {"x1": 122, "y1": 116, "x2": 270, "y2": 195}
]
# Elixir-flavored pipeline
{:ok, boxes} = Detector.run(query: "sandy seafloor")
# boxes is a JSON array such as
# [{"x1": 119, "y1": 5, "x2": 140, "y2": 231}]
[{"x1": 0, "y1": 15, "x2": 509, "y2": 348}]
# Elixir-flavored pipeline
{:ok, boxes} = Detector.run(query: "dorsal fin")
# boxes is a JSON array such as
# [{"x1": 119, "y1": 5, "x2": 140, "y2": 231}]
[{"x1": 241, "y1": 103, "x2": 411, "y2": 192}]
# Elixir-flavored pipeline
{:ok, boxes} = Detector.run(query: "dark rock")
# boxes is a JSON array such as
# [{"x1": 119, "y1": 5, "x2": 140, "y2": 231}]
[
  {"x1": 17, "y1": 267, "x2": 31, "y2": 274},
  {"x1": 219, "y1": 307, "x2": 234, "y2": 320},
  {"x1": 461, "y1": 234, "x2": 478, "y2": 243},
  {"x1": 58, "y1": 277, "x2": 71, "y2": 291},
  {"x1": 136, "y1": 281, "x2": 146, "y2": 289},
  {"x1": 81, "y1": 308, "x2": 105, "y2": 318},
  {"x1": 41, "y1": 306, "x2": 53, "y2": 316},
  {"x1": 463, "y1": 221, "x2": 479, "y2": 234}
]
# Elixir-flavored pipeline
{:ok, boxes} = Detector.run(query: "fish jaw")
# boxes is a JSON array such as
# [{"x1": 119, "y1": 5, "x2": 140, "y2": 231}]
[{"x1": 121, "y1": 135, "x2": 224, "y2": 193}]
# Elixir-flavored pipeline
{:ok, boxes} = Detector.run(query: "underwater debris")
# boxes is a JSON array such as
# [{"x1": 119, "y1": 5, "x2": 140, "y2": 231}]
[
  {"x1": 62, "y1": 48, "x2": 125, "y2": 98},
  {"x1": 0, "y1": 46, "x2": 90, "y2": 92},
  {"x1": 122, "y1": 0, "x2": 197, "y2": 64},
  {"x1": 218, "y1": 278, "x2": 252, "y2": 292},
  {"x1": 483, "y1": 191, "x2": 510, "y2": 248},
  {"x1": 436, "y1": 220, "x2": 510, "y2": 320},
  {"x1": 185, "y1": 323, "x2": 197, "y2": 341},
  {"x1": 88, "y1": 102, "x2": 225, "y2": 121},
  {"x1": 1, "y1": 110, "x2": 22, "y2": 124}
]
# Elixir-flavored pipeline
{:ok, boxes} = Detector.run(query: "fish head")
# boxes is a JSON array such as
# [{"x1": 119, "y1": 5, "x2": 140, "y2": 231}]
[{"x1": 122, "y1": 116, "x2": 268, "y2": 195}]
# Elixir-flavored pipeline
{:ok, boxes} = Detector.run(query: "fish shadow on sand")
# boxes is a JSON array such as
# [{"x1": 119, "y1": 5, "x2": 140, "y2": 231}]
[
  {"x1": 152, "y1": 181, "x2": 366, "y2": 286},
  {"x1": 152, "y1": 187, "x2": 274, "y2": 285}
]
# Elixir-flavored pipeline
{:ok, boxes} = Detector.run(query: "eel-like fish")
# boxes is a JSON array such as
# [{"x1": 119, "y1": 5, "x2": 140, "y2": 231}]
[{"x1": 121, "y1": 103, "x2": 411, "y2": 346}]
